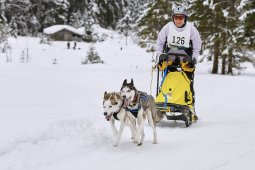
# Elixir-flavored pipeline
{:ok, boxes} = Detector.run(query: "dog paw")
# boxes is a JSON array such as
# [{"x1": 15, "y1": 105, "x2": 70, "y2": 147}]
[{"x1": 137, "y1": 142, "x2": 143, "y2": 146}]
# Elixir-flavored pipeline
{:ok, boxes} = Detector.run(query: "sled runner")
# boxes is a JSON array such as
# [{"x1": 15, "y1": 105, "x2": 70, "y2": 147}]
[{"x1": 155, "y1": 53, "x2": 195, "y2": 127}]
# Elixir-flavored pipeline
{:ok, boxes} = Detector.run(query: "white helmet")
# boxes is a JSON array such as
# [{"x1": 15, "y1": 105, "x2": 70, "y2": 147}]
[{"x1": 172, "y1": 5, "x2": 187, "y2": 17}]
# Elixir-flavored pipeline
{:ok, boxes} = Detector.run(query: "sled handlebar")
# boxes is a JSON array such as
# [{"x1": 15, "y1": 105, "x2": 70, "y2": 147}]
[
  {"x1": 156, "y1": 53, "x2": 195, "y2": 70},
  {"x1": 157, "y1": 53, "x2": 192, "y2": 64}
]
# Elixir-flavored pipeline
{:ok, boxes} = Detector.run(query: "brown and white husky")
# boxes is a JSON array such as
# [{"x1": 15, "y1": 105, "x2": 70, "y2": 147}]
[{"x1": 103, "y1": 91, "x2": 136, "y2": 147}]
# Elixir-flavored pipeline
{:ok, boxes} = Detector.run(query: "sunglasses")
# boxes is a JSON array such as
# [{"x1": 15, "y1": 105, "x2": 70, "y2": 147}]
[{"x1": 173, "y1": 15, "x2": 185, "y2": 20}]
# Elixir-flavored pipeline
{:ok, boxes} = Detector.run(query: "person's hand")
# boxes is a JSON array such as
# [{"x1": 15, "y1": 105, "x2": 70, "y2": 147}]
[
  {"x1": 157, "y1": 53, "x2": 168, "y2": 65},
  {"x1": 156, "y1": 53, "x2": 174, "y2": 70},
  {"x1": 158, "y1": 60, "x2": 173, "y2": 71},
  {"x1": 181, "y1": 62, "x2": 195, "y2": 72}
]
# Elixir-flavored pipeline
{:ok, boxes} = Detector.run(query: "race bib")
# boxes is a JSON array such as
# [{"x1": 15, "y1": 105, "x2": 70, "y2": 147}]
[{"x1": 167, "y1": 22, "x2": 191, "y2": 48}]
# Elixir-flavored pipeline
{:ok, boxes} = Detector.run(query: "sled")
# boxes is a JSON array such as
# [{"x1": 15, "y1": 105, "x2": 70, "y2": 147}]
[{"x1": 155, "y1": 53, "x2": 195, "y2": 127}]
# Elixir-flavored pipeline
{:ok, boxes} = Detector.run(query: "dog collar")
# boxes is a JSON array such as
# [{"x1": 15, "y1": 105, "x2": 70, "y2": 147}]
[{"x1": 131, "y1": 90, "x2": 138, "y2": 103}]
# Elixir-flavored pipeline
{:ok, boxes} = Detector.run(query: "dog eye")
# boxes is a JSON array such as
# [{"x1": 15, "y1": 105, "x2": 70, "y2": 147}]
[
  {"x1": 127, "y1": 90, "x2": 131, "y2": 92},
  {"x1": 109, "y1": 106, "x2": 112, "y2": 108}
]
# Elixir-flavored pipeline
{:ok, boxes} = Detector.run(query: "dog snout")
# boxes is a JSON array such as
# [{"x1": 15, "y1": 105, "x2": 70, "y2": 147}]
[
  {"x1": 122, "y1": 95, "x2": 126, "y2": 99},
  {"x1": 103, "y1": 112, "x2": 107, "y2": 116}
]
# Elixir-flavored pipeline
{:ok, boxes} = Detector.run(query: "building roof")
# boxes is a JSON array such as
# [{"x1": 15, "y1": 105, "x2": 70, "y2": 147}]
[{"x1": 43, "y1": 25, "x2": 83, "y2": 36}]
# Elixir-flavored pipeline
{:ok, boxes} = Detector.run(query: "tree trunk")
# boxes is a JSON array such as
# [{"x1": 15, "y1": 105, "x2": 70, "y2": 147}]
[
  {"x1": 221, "y1": 32, "x2": 226, "y2": 75},
  {"x1": 227, "y1": 48, "x2": 233, "y2": 75},
  {"x1": 212, "y1": 39, "x2": 219, "y2": 74},
  {"x1": 36, "y1": 0, "x2": 41, "y2": 21},
  {"x1": 221, "y1": 55, "x2": 226, "y2": 75}
]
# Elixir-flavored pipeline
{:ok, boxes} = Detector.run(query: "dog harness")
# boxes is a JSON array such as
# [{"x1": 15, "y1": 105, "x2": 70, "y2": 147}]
[
  {"x1": 126, "y1": 104, "x2": 140, "y2": 118},
  {"x1": 113, "y1": 112, "x2": 119, "y2": 120},
  {"x1": 125, "y1": 91, "x2": 150, "y2": 118},
  {"x1": 112, "y1": 101, "x2": 124, "y2": 120}
]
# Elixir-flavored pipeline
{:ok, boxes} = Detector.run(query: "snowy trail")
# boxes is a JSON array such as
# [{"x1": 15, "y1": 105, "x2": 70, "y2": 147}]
[
  {"x1": 1, "y1": 65, "x2": 254, "y2": 170},
  {"x1": 0, "y1": 36, "x2": 255, "y2": 170},
  {"x1": 0, "y1": 118, "x2": 111, "y2": 170}
]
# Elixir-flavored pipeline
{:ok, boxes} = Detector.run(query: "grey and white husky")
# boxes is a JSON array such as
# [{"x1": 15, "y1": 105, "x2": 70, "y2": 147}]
[
  {"x1": 103, "y1": 91, "x2": 136, "y2": 147},
  {"x1": 120, "y1": 79, "x2": 160, "y2": 146}
]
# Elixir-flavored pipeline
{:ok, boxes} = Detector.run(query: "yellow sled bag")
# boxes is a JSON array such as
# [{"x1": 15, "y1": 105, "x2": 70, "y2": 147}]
[{"x1": 156, "y1": 71, "x2": 193, "y2": 109}]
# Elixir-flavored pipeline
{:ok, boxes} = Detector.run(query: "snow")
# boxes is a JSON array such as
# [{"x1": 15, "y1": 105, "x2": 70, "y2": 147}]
[
  {"x1": 239, "y1": 9, "x2": 255, "y2": 20},
  {"x1": 236, "y1": 0, "x2": 254, "y2": 20},
  {"x1": 238, "y1": 0, "x2": 250, "y2": 10},
  {"x1": 0, "y1": 30, "x2": 255, "y2": 170},
  {"x1": 42, "y1": 24, "x2": 114, "y2": 38},
  {"x1": 43, "y1": 25, "x2": 82, "y2": 35},
  {"x1": 222, "y1": 9, "x2": 229, "y2": 17},
  {"x1": 77, "y1": 24, "x2": 115, "y2": 37}
]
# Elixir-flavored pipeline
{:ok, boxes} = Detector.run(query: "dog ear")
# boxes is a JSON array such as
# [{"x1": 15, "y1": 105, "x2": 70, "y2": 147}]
[
  {"x1": 131, "y1": 79, "x2": 134, "y2": 85},
  {"x1": 122, "y1": 79, "x2": 127, "y2": 85},
  {"x1": 116, "y1": 93, "x2": 121, "y2": 99}
]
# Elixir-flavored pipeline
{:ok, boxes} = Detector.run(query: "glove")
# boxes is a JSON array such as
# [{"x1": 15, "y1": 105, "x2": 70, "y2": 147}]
[
  {"x1": 158, "y1": 60, "x2": 173, "y2": 71},
  {"x1": 157, "y1": 53, "x2": 170, "y2": 71},
  {"x1": 157, "y1": 53, "x2": 168, "y2": 65},
  {"x1": 181, "y1": 62, "x2": 195, "y2": 72}
]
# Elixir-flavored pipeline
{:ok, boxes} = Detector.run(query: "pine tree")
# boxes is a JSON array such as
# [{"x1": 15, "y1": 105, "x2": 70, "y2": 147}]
[
  {"x1": 189, "y1": 0, "x2": 246, "y2": 75},
  {"x1": 69, "y1": 10, "x2": 83, "y2": 28},
  {"x1": 4, "y1": 0, "x2": 31, "y2": 35},
  {"x1": 238, "y1": 0, "x2": 255, "y2": 50},
  {"x1": 9, "y1": 18, "x2": 18, "y2": 37},
  {"x1": 95, "y1": 0, "x2": 125, "y2": 29},
  {"x1": 124, "y1": 0, "x2": 154, "y2": 24},
  {"x1": 65, "y1": 0, "x2": 86, "y2": 26},
  {"x1": 83, "y1": 45, "x2": 103, "y2": 64},
  {"x1": 118, "y1": 13, "x2": 132, "y2": 45},
  {"x1": 0, "y1": 19, "x2": 8, "y2": 44},
  {"x1": 224, "y1": 0, "x2": 242, "y2": 74},
  {"x1": 27, "y1": 15, "x2": 40, "y2": 36},
  {"x1": 0, "y1": 1, "x2": 9, "y2": 44}
]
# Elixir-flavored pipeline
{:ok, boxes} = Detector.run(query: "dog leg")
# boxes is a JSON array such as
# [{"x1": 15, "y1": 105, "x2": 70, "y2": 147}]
[
  {"x1": 138, "y1": 129, "x2": 145, "y2": 146},
  {"x1": 110, "y1": 118, "x2": 118, "y2": 136},
  {"x1": 127, "y1": 118, "x2": 137, "y2": 142},
  {"x1": 135, "y1": 117, "x2": 145, "y2": 146},
  {"x1": 113, "y1": 118, "x2": 126, "y2": 147},
  {"x1": 147, "y1": 110, "x2": 158, "y2": 144}
]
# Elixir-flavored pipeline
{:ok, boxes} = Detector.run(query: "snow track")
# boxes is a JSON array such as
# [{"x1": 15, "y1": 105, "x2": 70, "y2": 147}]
[
  {"x1": 0, "y1": 35, "x2": 255, "y2": 170},
  {"x1": 0, "y1": 118, "x2": 111, "y2": 170}
]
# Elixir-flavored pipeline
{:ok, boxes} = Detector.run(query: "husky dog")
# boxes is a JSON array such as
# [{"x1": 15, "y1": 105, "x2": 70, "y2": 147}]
[
  {"x1": 120, "y1": 79, "x2": 160, "y2": 146},
  {"x1": 103, "y1": 91, "x2": 136, "y2": 147}
]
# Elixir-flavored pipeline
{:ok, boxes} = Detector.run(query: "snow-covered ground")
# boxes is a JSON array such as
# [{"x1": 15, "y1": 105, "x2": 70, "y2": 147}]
[{"x1": 0, "y1": 33, "x2": 255, "y2": 170}]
